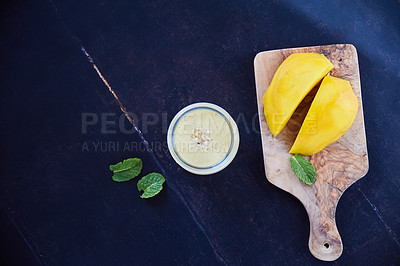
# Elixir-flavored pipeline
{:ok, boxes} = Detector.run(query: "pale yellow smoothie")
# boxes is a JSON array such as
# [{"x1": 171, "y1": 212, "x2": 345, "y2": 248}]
[{"x1": 172, "y1": 108, "x2": 232, "y2": 168}]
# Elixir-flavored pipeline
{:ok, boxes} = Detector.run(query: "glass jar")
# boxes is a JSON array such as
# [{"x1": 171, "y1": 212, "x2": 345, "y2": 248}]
[{"x1": 167, "y1": 102, "x2": 240, "y2": 175}]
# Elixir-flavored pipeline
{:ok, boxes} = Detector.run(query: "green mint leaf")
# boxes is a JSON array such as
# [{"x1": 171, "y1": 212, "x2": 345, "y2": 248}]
[
  {"x1": 137, "y1": 173, "x2": 165, "y2": 198},
  {"x1": 290, "y1": 154, "x2": 316, "y2": 185},
  {"x1": 109, "y1": 158, "x2": 142, "y2": 172},
  {"x1": 109, "y1": 158, "x2": 142, "y2": 182},
  {"x1": 140, "y1": 183, "x2": 163, "y2": 199}
]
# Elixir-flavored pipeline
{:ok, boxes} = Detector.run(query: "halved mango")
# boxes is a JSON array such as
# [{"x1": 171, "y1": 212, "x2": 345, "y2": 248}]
[
  {"x1": 290, "y1": 76, "x2": 358, "y2": 155},
  {"x1": 263, "y1": 53, "x2": 333, "y2": 136}
]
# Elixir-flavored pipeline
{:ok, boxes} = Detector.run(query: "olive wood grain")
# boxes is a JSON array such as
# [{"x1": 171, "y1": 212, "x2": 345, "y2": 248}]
[{"x1": 254, "y1": 44, "x2": 368, "y2": 261}]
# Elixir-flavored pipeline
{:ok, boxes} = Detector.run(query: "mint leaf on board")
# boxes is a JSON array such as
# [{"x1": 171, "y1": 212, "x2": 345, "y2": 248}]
[
  {"x1": 137, "y1": 173, "x2": 165, "y2": 198},
  {"x1": 109, "y1": 158, "x2": 142, "y2": 182},
  {"x1": 290, "y1": 154, "x2": 316, "y2": 185}
]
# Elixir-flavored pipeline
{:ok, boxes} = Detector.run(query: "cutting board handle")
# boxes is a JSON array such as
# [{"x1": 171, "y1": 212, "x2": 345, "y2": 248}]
[{"x1": 307, "y1": 204, "x2": 343, "y2": 261}]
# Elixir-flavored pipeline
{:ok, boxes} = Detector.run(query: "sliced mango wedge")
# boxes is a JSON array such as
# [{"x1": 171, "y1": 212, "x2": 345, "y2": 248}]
[
  {"x1": 290, "y1": 76, "x2": 358, "y2": 155},
  {"x1": 263, "y1": 53, "x2": 333, "y2": 136}
]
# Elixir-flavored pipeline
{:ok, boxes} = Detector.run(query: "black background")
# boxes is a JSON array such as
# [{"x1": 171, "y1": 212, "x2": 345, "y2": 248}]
[{"x1": 0, "y1": 0, "x2": 399, "y2": 265}]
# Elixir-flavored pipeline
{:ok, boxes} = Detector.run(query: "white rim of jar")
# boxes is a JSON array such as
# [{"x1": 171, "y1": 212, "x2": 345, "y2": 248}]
[{"x1": 167, "y1": 102, "x2": 240, "y2": 175}]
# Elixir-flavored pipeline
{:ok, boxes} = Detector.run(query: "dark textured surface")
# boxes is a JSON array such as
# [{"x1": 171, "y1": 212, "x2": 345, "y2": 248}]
[{"x1": 0, "y1": 0, "x2": 399, "y2": 265}]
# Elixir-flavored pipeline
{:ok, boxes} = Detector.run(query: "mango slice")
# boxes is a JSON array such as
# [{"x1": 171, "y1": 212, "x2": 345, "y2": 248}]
[
  {"x1": 263, "y1": 53, "x2": 333, "y2": 136},
  {"x1": 290, "y1": 76, "x2": 358, "y2": 155}
]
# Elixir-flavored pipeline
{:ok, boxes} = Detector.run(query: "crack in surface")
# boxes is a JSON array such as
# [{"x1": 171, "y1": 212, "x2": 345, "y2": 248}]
[
  {"x1": 0, "y1": 199, "x2": 44, "y2": 265},
  {"x1": 46, "y1": 0, "x2": 228, "y2": 264},
  {"x1": 79, "y1": 45, "x2": 141, "y2": 133},
  {"x1": 357, "y1": 186, "x2": 400, "y2": 248}
]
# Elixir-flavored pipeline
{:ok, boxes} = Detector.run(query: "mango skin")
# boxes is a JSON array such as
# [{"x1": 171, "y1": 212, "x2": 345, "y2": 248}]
[
  {"x1": 263, "y1": 53, "x2": 334, "y2": 136},
  {"x1": 290, "y1": 76, "x2": 358, "y2": 155}
]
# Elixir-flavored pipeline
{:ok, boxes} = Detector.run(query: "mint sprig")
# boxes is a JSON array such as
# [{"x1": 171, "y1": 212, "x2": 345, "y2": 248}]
[
  {"x1": 109, "y1": 158, "x2": 142, "y2": 182},
  {"x1": 137, "y1": 173, "x2": 165, "y2": 198},
  {"x1": 290, "y1": 154, "x2": 316, "y2": 185},
  {"x1": 109, "y1": 158, "x2": 165, "y2": 199}
]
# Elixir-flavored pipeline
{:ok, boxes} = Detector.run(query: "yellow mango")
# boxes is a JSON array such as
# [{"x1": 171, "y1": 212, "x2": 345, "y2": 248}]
[
  {"x1": 263, "y1": 53, "x2": 333, "y2": 136},
  {"x1": 290, "y1": 76, "x2": 358, "y2": 155}
]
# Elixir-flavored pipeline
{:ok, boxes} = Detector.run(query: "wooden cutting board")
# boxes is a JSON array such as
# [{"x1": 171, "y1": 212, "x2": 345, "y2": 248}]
[{"x1": 254, "y1": 44, "x2": 369, "y2": 261}]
